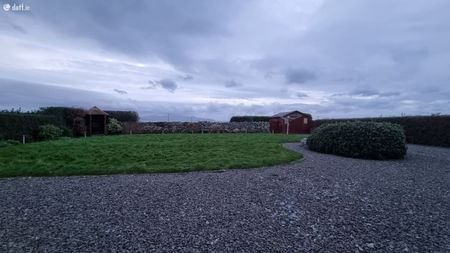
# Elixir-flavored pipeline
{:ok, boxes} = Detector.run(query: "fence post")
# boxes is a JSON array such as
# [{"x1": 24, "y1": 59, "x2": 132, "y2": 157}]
[{"x1": 22, "y1": 135, "x2": 25, "y2": 144}]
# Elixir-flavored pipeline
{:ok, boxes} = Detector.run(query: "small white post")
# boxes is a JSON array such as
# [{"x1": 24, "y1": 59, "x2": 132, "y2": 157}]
[
  {"x1": 286, "y1": 117, "x2": 290, "y2": 135},
  {"x1": 22, "y1": 135, "x2": 25, "y2": 144},
  {"x1": 84, "y1": 131, "x2": 87, "y2": 138}
]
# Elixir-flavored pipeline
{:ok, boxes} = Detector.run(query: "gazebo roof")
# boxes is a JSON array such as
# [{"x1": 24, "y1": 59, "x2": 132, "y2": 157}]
[
  {"x1": 86, "y1": 106, "x2": 109, "y2": 116},
  {"x1": 271, "y1": 110, "x2": 311, "y2": 118}
]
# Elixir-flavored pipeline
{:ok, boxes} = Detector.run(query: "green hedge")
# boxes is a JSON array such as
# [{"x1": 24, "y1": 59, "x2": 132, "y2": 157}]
[
  {"x1": 230, "y1": 116, "x2": 270, "y2": 122},
  {"x1": 307, "y1": 121, "x2": 407, "y2": 160},
  {"x1": 104, "y1": 110, "x2": 139, "y2": 122},
  {"x1": 0, "y1": 113, "x2": 64, "y2": 142},
  {"x1": 314, "y1": 115, "x2": 450, "y2": 147}
]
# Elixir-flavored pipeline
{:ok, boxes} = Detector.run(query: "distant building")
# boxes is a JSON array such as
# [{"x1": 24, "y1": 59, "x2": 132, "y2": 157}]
[
  {"x1": 85, "y1": 106, "x2": 109, "y2": 135},
  {"x1": 269, "y1": 111, "x2": 312, "y2": 134}
]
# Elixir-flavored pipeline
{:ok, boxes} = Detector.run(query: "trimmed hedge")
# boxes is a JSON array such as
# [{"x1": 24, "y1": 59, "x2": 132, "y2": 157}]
[
  {"x1": 230, "y1": 116, "x2": 270, "y2": 122},
  {"x1": 0, "y1": 112, "x2": 64, "y2": 142},
  {"x1": 307, "y1": 121, "x2": 407, "y2": 160},
  {"x1": 39, "y1": 107, "x2": 86, "y2": 136},
  {"x1": 314, "y1": 115, "x2": 450, "y2": 147}
]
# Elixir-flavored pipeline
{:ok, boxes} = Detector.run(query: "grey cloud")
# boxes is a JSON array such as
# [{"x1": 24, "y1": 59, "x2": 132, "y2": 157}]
[
  {"x1": 1, "y1": 20, "x2": 27, "y2": 34},
  {"x1": 0, "y1": 78, "x2": 117, "y2": 110},
  {"x1": 224, "y1": 80, "x2": 243, "y2": 88},
  {"x1": 22, "y1": 0, "x2": 243, "y2": 66},
  {"x1": 285, "y1": 69, "x2": 316, "y2": 84},
  {"x1": 296, "y1": 92, "x2": 309, "y2": 98},
  {"x1": 351, "y1": 89, "x2": 380, "y2": 97},
  {"x1": 158, "y1": 79, "x2": 177, "y2": 92},
  {"x1": 113, "y1": 89, "x2": 127, "y2": 95},
  {"x1": 141, "y1": 79, "x2": 177, "y2": 92},
  {"x1": 379, "y1": 91, "x2": 400, "y2": 97}
]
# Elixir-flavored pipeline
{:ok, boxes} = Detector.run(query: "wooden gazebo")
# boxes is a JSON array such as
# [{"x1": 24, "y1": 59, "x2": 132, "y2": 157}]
[{"x1": 85, "y1": 106, "x2": 109, "y2": 135}]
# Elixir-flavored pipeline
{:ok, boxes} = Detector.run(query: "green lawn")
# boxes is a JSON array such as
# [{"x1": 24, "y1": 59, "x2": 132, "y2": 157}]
[{"x1": 0, "y1": 133, "x2": 304, "y2": 177}]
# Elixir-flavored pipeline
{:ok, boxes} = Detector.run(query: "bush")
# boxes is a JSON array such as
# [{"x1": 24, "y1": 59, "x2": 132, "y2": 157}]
[
  {"x1": 38, "y1": 124, "x2": 64, "y2": 141},
  {"x1": 313, "y1": 115, "x2": 450, "y2": 147},
  {"x1": 307, "y1": 121, "x2": 407, "y2": 160},
  {"x1": 107, "y1": 118, "x2": 123, "y2": 134}
]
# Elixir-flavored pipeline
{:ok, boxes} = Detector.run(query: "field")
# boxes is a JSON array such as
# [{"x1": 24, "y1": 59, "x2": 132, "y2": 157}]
[{"x1": 0, "y1": 134, "x2": 304, "y2": 177}]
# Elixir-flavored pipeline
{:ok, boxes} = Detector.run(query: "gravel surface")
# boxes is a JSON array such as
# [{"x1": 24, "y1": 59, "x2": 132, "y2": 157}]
[{"x1": 1, "y1": 144, "x2": 449, "y2": 252}]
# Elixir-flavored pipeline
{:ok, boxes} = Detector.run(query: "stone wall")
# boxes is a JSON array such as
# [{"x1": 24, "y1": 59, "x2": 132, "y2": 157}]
[{"x1": 123, "y1": 121, "x2": 270, "y2": 134}]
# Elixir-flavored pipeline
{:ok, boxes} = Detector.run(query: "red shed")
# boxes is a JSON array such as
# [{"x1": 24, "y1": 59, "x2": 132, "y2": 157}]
[{"x1": 269, "y1": 111, "x2": 312, "y2": 134}]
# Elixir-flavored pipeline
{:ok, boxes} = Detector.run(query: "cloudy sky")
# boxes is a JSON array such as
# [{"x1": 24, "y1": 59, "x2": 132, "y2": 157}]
[{"x1": 1, "y1": 0, "x2": 449, "y2": 121}]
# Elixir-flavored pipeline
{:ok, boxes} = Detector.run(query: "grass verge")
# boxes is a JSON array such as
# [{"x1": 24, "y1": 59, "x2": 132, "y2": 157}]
[{"x1": 0, "y1": 133, "x2": 304, "y2": 177}]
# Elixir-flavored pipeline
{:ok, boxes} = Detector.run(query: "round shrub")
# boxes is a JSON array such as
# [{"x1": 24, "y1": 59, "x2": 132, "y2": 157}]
[
  {"x1": 38, "y1": 124, "x2": 64, "y2": 141},
  {"x1": 107, "y1": 118, "x2": 123, "y2": 134},
  {"x1": 307, "y1": 121, "x2": 407, "y2": 159}
]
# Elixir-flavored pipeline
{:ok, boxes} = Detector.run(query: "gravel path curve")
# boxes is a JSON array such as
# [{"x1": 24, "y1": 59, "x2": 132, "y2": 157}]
[{"x1": 1, "y1": 144, "x2": 449, "y2": 252}]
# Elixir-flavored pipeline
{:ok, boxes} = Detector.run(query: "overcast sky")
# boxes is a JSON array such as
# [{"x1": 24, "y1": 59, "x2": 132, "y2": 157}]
[{"x1": 1, "y1": 0, "x2": 449, "y2": 121}]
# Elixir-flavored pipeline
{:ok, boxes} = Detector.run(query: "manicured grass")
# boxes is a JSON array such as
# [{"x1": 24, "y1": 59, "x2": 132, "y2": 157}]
[{"x1": 0, "y1": 133, "x2": 304, "y2": 177}]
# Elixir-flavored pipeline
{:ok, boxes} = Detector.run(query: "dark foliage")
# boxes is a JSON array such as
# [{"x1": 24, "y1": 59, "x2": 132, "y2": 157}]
[
  {"x1": 230, "y1": 116, "x2": 270, "y2": 122},
  {"x1": 39, "y1": 107, "x2": 86, "y2": 136},
  {"x1": 307, "y1": 121, "x2": 407, "y2": 160},
  {"x1": 104, "y1": 111, "x2": 139, "y2": 122},
  {"x1": 0, "y1": 112, "x2": 64, "y2": 142},
  {"x1": 314, "y1": 115, "x2": 450, "y2": 147}
]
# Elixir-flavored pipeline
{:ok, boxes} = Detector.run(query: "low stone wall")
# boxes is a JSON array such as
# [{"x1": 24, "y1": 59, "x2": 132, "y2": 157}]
[{"x1": 123, "y1": 121, "x2": 270, "y2": 134}]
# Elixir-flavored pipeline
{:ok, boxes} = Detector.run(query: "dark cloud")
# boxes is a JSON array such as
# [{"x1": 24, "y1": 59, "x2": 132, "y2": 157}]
[
  {"x1": 141, "y1": 79, "x2": 177, "y2": 92},
  {"x1": 158, "y1": 79, "x2": 177, "y2": 92},
  {"x1": 296, "y1": 92, "x2": 309, "y2": 98},
  {"x1": 285, "y1": 69, "x2": 317, "y2": 84},
  {"x1": 22, "y1": 0, "x2": 243, "y2": 66},
  {"x1": 224, "y1": 79, "x2": 243, "y2": 88},
  {"x1": 113, "y1": 89, "x2": 127, "y2": 95}
]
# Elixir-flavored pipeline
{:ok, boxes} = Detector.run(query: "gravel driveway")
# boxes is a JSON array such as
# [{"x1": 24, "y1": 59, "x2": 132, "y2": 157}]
[{"x1": 1, "y1": 144, "x2": 449, "y2": 252}]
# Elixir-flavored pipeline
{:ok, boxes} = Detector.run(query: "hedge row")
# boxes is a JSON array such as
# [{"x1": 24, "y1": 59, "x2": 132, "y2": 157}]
[
  {"x1": 104, "y1": 110, "x2": 139, "y2": 122},
  {"x1": 0, "y1": 112, "x2": 65, "y2": 141},
  {"x1": 39, "y1": 107, "x2": 86, "y2": 136},
  {"x1": 313, "y1": 115, "x2": 450, "y2": 147},
  {"x1": 307, "y1": 121, "x2": 407, "y2": 160},
  {"x1": 230, "y1": 116, "x2": 270, "y2": 122}
]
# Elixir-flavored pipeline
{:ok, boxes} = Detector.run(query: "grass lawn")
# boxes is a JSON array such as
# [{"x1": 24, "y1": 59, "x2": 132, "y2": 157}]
[{"x1": 0, "y1": 133, "x2": 304, "y2": 177}]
